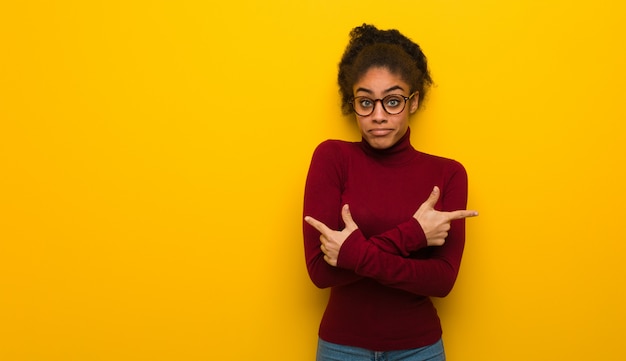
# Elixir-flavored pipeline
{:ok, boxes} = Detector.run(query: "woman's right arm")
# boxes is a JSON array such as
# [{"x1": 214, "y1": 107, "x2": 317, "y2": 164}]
[{"x1": 303, "y1": 141, "x2": 363, "y2": 289}]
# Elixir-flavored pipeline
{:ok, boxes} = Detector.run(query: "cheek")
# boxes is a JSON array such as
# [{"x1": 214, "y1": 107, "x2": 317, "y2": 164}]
[
  {"x1": 355, "y1": 117, "x2": 366, "y2": 130},
  {"x1": 393, "y1": 114, "x2": 410, "y2": 126}
]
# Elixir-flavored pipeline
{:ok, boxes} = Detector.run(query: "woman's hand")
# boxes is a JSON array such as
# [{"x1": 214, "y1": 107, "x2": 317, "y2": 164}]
[
  {"x1": 304, "y1": 204, "x2": 359, "y2": 267},
  {"x1": 413, "y1": 186, "x2": 478, "y2": 246}
]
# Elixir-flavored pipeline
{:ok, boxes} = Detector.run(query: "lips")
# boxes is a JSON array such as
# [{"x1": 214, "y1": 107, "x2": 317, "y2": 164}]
[{"x1": 369, "y1": 128, "x2": 394, "y2": 136}]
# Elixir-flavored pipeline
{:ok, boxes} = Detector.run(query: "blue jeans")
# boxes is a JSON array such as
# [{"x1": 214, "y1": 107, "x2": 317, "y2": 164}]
[{"x1": 316, "y1": 338, "x2": 446, "y2": 361}]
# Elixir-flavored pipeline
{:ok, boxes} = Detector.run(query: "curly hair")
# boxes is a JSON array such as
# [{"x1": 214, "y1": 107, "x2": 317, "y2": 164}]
[{"x1": 338, "y1": 24, "x2": 433, "y2": 115}]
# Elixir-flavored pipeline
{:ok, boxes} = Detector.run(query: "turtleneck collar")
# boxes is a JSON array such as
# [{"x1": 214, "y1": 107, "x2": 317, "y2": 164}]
[{"x1": 359, "y1": 128, "x2": 418, "y2": 165}]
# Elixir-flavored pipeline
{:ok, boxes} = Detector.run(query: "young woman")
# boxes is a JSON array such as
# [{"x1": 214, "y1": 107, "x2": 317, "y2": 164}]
[{"x1": 303, "y1": 24, "x2": 478, "y2": 361}]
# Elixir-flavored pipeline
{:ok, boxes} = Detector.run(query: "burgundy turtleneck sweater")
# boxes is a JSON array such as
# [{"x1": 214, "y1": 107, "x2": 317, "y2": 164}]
[{"x1": 303, "y1": 129, "x2": 469, "y2": 351}]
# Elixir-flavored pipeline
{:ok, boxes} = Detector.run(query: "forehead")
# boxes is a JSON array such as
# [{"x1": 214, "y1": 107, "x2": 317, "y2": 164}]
[{"x1": 353, "y1": 67, "x2": 409, "y2": 94}]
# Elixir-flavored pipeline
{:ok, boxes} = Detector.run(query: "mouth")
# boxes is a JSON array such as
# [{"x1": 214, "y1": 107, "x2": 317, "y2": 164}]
[{"x1": 368, "y1": 128, "x2": 394, "y2": 137}]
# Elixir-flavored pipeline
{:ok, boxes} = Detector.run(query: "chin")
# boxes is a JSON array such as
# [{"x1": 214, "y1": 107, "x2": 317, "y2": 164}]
[{"x1": 368, "y1": 138, "x2": 394, "y2": 149}]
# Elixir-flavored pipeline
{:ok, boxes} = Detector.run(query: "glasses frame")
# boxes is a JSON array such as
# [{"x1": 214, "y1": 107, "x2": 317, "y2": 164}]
[{"x1": 350, "y1": 92, "x2": 418, "y2": 116}]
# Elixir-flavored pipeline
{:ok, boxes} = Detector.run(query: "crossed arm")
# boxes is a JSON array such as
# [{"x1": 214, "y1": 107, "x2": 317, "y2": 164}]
[
  {"x1": 305, "y1": 186, "x2": 478, "y2": 267},
  {"x1": 304, "y1": 186, "x2": 478, "y2": 296}
]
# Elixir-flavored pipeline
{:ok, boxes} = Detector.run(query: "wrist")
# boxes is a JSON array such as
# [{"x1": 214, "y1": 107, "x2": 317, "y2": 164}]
[{"x1": 336, "y1": 229, "x2": 366, "y2": 270}]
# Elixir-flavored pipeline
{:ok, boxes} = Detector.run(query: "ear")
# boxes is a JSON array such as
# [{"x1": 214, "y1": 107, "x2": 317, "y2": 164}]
[{"x1": 409, "y1": 92, "x2": 419, "y2": 114}]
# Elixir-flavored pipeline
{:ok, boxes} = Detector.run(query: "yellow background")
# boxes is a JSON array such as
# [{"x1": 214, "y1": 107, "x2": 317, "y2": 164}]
[{"x1": 1, "y1": 1, "x2": 625, "y2": 360}]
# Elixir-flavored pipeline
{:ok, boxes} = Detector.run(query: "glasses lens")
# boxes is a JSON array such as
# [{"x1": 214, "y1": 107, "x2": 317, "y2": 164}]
[
  {"x1": 382, "y1": 95, "x2": 406, "y2": 114},
  {"x1": 353, "y1": 97, "x2": 374, "y2": 116}
]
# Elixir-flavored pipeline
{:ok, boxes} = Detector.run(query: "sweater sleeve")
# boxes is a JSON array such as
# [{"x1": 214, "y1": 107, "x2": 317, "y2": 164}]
[
  {"x1": 303, "y1": 141, "x2": 363, "y2": 288},
  {"x1": 336, "y1": 163, "x2": 469, "y2": 297},
  {"x1": 363, "y1": 217, "x2": 428, "y2": 256}
]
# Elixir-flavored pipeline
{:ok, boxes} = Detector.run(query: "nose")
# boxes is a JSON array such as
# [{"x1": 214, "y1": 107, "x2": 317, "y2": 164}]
[{"x1": 371, "y1": 100, "x2": 387, "y2": 123}]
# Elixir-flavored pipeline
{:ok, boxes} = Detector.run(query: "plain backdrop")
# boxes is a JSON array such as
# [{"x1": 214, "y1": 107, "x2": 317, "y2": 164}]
[{"x1": 1, "y1": 1, "x2": 625, "y2": 360}]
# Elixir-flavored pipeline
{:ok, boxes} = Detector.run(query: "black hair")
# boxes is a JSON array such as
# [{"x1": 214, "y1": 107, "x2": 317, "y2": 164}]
[{"x1": 337, "y1": 24, "x2": 433, "y2": 115}]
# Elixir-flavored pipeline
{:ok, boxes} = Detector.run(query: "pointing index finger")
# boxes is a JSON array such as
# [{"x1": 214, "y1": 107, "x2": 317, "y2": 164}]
[
  {"x1": 447, "y1": 210, "x2": 479, "y2": 220},
  {"x1": 304, "y1": 216, "x2": 331, "y2": 235}
]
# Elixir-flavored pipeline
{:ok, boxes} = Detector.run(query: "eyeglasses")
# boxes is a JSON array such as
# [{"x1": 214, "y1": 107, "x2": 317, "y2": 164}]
[{"x1": 350, "y1": 92, "x2": 417, "y2": 116}]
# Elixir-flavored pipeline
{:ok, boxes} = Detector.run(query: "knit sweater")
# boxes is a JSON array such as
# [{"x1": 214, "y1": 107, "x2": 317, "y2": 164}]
[{"x1": 302, "y1": 128, "x2": 468, "y2": 351}]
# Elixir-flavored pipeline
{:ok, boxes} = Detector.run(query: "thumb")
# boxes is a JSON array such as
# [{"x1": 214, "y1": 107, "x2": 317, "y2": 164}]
[
  {"x1": 341, "y1": 204, "x2": 358, "y2": 231},
  {"x1": 422, "y1": 186, "x2": 440, "y2": 209}
]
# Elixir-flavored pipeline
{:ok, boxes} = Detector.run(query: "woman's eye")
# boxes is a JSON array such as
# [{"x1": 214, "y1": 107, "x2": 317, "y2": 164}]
[
  {"x1": 385, "y1": 97, "x2": 402, "y2": 107},
  {"x1": 359, "y1": 99, "x2": 373, "y2": 108}
]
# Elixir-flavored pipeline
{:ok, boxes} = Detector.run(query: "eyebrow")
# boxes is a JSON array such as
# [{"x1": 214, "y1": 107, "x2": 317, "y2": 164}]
[{"x1": 354, "y1": 85, "x2": 406, "y2": 95}]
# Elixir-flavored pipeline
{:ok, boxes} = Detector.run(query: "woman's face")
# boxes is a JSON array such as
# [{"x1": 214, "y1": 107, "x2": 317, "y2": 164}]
[{"x1": 352, "y1": 67, "x2": 418, "y2": 149}]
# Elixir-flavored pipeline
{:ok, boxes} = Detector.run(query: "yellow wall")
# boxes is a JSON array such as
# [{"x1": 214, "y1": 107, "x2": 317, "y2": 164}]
[{"x1": 1, "y1": 1, "x2": 625, "y2": 360}]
